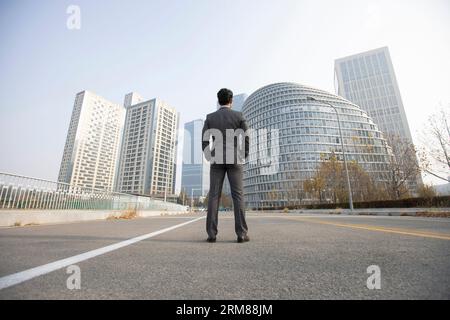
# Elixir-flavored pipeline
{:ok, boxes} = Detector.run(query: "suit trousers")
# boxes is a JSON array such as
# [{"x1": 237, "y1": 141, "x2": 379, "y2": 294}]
[{"x1": 206, "y1": 164, "x2": 248, "y2": 238}]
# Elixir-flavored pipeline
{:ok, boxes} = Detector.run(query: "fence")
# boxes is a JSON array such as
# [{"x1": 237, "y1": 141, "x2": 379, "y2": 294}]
[{"x1": 0, "y1": 172, "x2": 186, "y2": 212}]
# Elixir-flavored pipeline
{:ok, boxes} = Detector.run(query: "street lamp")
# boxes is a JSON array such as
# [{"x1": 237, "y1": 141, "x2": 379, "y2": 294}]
[{"x1": 306, "y1": 96, "x2": 354, "y2": 212}]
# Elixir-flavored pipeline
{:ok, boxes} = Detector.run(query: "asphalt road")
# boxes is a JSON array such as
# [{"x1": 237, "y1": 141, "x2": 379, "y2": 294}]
[{"x1": 0, "y1": 212, "x2": 449, "y2": 299}]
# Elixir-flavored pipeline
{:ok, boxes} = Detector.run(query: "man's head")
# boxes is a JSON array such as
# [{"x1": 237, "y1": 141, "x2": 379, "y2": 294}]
[{"x1": 217, "y1": 88, "x2": 233, "y2": 106}]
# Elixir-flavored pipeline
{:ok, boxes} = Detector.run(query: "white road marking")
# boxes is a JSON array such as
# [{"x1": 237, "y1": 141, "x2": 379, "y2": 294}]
[{"x1": 0, "y1": 216, "x2": 205, "y2": 290}]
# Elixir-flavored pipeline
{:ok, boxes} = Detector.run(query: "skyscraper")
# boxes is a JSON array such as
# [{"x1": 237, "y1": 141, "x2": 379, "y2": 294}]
[
  {"x1": 58, "y1": 90, "x2": 125, "y2": 191},
  {"x1": 334, "y1": 47, "x2": 413, "y2": 142},
  {"x1": 231, "y1": 93, "x2": 248, "y2": 112},
  {"x1": 116, "y1": 93, "x2": 179, "y2": 196},
  {"x1": 181, "y1": 119, "x2": 210, "y2": 198},
  {"x1": 335, "y1": 47, "x2": 422, "y2": 191}
]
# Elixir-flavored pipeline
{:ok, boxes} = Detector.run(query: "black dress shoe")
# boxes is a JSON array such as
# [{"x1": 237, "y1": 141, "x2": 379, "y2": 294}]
[
  {"x1": 237, "y1": 235, "x2": 250, "y2": 243},
  {"x1": 207, "y1": 237, "x2": 216, "y2": 243}
]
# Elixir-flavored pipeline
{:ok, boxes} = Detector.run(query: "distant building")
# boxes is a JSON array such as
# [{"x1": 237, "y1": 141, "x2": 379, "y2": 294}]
[
  {"x1": 335, "y1": 47, "x2": 422, "y2": 190},
  {"x1": 116, "y1": 93, "x2": 179, "y2": 196},
  {"x1": 335, "y1": 47, "x2": 413, "y2": 141},
  {"x1": 181, "y1": 119, "x2": 210, "y2": 198},
  {"x1": 58, "y1": 91, "x2": 125, "y2": 191},
  {"x1": 242, "y1": 82, "x2": 393, "y2": 209},
  {"x1": 231, "y1": 93, "x2": 248, "y2": 112},
  {"x1": 435, "y1": 180, "x2": 450, "y2": 196}
]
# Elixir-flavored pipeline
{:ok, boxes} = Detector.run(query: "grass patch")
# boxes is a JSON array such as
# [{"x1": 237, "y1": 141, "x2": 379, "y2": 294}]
[
  {"x1": 107, "y1": 209, "x2": 138, "y2": 220},
  {"x1": 24, "y1": 223, "x2": 40, "y2": 226},
  {"x1": 329, "y1": 208, "x2": 342, "y2": 214},
  {"x1": 416, "y1": 211, "x2": 450, "y2": 218},
  {"x1": 400, "y1": 212, "x2": 413, "y2": 216}
]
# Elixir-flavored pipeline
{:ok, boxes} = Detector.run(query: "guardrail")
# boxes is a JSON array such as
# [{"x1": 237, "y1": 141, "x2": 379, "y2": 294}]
[{"x1": 0, "y1": 172, "x2": 186, "y2": 212}]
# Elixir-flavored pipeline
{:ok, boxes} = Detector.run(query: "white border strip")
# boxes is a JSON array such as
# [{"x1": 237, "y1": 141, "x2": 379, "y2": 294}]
[{"x1": 0, "y1": 216, "x2": 205, "y2": 290}]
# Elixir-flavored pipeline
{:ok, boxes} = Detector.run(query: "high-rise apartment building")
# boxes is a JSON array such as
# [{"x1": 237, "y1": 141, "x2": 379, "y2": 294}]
[
  {"x1": 116, "y1": 93, "x2": 180, "y2": 196},
  {"x1": 334, "y1": 47, "x2": 413, "y2": 142},
  {"x1": 58, "y1": 90, "x2": 125, "y2": 191},
  {"x1": 181, "y1": 119, "x2": 210, "y2": 198}
]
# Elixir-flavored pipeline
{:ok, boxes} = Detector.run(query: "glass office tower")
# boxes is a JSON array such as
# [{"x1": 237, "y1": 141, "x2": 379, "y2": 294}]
[
  {"x1": 335, "y1": 47, "x2": 421, "y2": 190},
  {"x1": 335, "y1": 47, "x2": 413, "y2": 142},
  {"x1": 242, "y1": 82, "x2": 392, "y2": 209},
  {"x1": 181, "y1": 119, "x2": 210, "y2": 198},
  {"x1": 231, "y1": 93, "x2": 248, "y2": 112}
]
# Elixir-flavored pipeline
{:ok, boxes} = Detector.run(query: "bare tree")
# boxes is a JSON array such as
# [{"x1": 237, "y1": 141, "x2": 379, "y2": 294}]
[
  {"x1": 285, "y1": 164, "x2": 305, "y2": 207},
  {"x1": 177, "y1": 189, "x2": 187, "y2": 205},
  {"x1": 347, "y1": 161, "x2": 385, "y2": 202},
  {"x1": 267, "y1": 186, "x2": 279, "y2": 208},
  {"x1": 304, "y1": 153, "x2": 387, "y2": 204},
  {"x1": 303, "y1": 176, "x2": 325, "y2": 203},
  {"x1": 417, "y1": 184, "x2": 437, "y2": 198},
  {"x1": 419, "y1": 107, "x2": 450, "y2": 182},
  {"x1": 384, "y1": 134, "x2": 421, "y2": 199}
]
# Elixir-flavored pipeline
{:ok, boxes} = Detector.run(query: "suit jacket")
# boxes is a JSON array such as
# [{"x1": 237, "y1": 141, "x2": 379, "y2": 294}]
[{"x1": 202, "y1": 106, "x2": 250, "y2": 165}]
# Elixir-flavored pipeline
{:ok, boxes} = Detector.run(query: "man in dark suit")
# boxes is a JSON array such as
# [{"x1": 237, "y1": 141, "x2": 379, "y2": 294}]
[{"x1": 202, "y1": 88, "x2": 250, "y2": 243}]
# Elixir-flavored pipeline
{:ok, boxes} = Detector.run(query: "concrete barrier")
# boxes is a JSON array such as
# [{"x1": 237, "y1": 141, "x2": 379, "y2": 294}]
[
  {"x1": 249, "y1": 207, "x2": 450, "y2": 217},
  {"x1": 0, "y1": 209, "x2": 189, "y2": 227}
]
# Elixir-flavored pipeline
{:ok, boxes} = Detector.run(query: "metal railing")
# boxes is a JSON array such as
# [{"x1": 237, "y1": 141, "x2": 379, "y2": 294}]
[{"x1": 0, "y1": 172, "x2": 186, "y2": 212}]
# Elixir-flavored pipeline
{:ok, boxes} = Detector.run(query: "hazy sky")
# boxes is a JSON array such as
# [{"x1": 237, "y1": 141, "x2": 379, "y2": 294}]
[{"x1": 0, "y1": 0, "x2": 449, "y2": 187}]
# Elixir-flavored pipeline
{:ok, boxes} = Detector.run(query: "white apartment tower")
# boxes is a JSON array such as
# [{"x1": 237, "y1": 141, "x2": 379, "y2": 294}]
[
  {"x1": 58, "y1": 91, "x2": 125, "y2": 191},
  {"x1": 116, "y1": 93, "x2": 180, "y2": 196}
]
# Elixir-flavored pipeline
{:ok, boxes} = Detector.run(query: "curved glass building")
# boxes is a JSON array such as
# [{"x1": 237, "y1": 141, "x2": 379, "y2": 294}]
[{"x1": 242, "y1": 82, "x2": 392, "y2": 209}]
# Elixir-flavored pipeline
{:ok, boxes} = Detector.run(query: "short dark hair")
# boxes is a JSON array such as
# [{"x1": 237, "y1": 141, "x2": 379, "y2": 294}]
[{"x1": 217, "y1": 88, "x2": 233, "y2": 106}]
